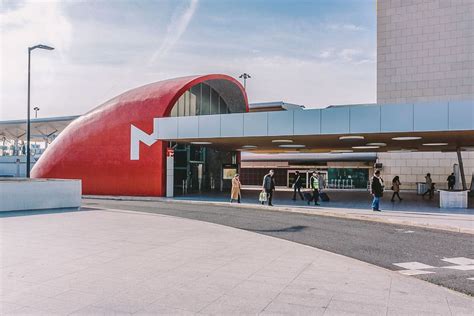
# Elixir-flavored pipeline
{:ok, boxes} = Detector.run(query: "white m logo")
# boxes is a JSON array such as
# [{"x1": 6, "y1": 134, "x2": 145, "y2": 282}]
[{"x1": 130, "y1": 119, "x2": 159, "y2": 160}]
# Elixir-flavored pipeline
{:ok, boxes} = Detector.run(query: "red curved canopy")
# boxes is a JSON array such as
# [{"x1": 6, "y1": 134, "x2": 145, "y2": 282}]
[{"x1": 32, "y1": 74, "x2": 248, "y2": 196}]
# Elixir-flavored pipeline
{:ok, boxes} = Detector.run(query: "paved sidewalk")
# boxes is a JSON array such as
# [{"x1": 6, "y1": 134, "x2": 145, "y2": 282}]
[
  {"x1": 86, "y1": 195, "x2": 474, "y2": 234},
  {"x1": 1, "y1": 208, "x2": 472, "y2": 315}
]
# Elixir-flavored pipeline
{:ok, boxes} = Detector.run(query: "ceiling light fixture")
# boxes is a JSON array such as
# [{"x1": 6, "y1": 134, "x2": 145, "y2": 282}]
[
  {"x1": 330, "y1": 149, "x2": 354, "y2": 153},
  {"x1": 242, "y1": 145, "x2": 257, "y2": 148},
  {"x1": 387, "y1": 149, "x2": 416, "y2": 153},
  {"x1": 339, "y1": 136, "x2": 364, "y2": 140},
  {"x1": 392, "y1": 136, "x2": 422, "y2": 141},
  {"x1": 422, "y1": 143, "x2": 449, "y2": 146},
  {"x1": 191, "y1": 141, "x2": 212, "y2": 145},
  {"x1": 272, "y1": 139, "x2": 293, "y2": 143},
  {"x1": 278, "y1": 144, "x2": 305, "y2": 148},
  {"x1": 352, "y1": 145, "x2": 380, "y2": 149},
  {"x1": 366, "y1": 143, "x2": 387, "y2": 146}
]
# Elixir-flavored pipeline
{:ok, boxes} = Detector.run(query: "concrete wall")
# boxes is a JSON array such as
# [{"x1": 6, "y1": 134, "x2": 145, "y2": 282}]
[
  {"x1": 377, "y1": 0, "x2": 474, "y2": 104},
  {"x1": 0, "y1": 179, "x2": 82, "y2": 212},
  {"x1": 377, "y1": 151, "x2": 474, "y2": 190}
]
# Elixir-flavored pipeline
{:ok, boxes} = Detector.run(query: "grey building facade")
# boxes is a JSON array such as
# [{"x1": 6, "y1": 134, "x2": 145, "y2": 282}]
[
  {"x1": 377, "y1": 0, "x2": 474, "y2": 190},
  {"x1": 377, "y1": 0, "x2": 473, "y2": 104}
]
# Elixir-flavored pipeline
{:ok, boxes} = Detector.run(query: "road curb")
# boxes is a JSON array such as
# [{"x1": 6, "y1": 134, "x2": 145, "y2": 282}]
[{"x1": 83, "y1": 195, "x2": 474, "y2": 235}]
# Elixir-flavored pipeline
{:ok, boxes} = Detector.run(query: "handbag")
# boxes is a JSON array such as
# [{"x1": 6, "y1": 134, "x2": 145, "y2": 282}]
[{"x1": 259, "y1": 191, "x2": 268, "y2": 202}]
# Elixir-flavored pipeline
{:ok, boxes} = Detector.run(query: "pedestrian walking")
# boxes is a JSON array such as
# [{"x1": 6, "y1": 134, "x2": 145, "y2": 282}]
[
  {"x1": 371, "y1": 169, "x2": 384, "y2": 211},
  {"x1": 391, "y1": 176, "x2": 402, "y2": 202},
  {"x1": 308, "y1": 171, "x2": 320, "y2": 206},
  {"x1": 230, "y1": 174, "x2": 241, "y2": 203},
  {"x1": 292, "y1": 171, "x2": 304, "y2": 201},
  {"x1": 422, "y1": 173, "x2": 434, "y2": 199},
  {"x1": 447, "y1": 173, "x2": 456, "y2": 190},
  {"x1": 262, "y1": 170, "x2": 275, "y2": 206}
]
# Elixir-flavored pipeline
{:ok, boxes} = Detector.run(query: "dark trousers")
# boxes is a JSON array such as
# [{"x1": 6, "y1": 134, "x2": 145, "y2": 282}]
[
  {"x1": 265, "y1": 189, "x2": 274, "y2": 205},
  {"x1": 231, "y1": 194, "x2": 241, "y2": 203},
  {"x1": 423, "y1": 188, "x2": 433, "y2": 198},
  {"x1": 391, "y1": 192, "x2": 402, "y2": 201},
  {"x1": 448, "y1": 184, "x2": 454, "y2": 190},
  {"x1": 311, "y1": 189, "x2": 319, "y2": 205},
  {"x1": 293, "y1": 186, "x2": 304, "y2": 200}
]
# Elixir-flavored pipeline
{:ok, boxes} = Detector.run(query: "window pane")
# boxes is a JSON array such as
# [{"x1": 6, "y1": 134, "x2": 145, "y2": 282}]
[
  {"x1": 220, "y1": 96, "x2": 228, "y2": 114},
  {"x1": 201, "y1": 84, "x2": 210, "y2": 115},
  {"x1": 184, "y1": 91, "x2": 189, "y2": 116},
  {"x1": 170, "y1": 101, "x2": 178, "y2": 117},
  {"x1": 191, "y1": 84, "x2": 201, "y2": 115},
  {"x1": 211, "y1": 88, "x2": 219, "y2": 115},
  {"x1": 189, "y1": 89, "x2": 196, "y2": 116},
  {"x1": 178, "y1": 94, "x2": 185, "y2": 116}
]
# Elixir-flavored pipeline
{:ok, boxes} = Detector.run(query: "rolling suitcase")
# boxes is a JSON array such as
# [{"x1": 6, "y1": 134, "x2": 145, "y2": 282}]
[{"x1": 319, "y1": 192, "x2": 330, "y2": 202}]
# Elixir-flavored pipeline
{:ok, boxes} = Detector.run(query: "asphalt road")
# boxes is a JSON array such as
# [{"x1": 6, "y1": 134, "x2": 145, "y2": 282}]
[{"x1": 83, "y1": 198, "x2": 474, "y2": 295}]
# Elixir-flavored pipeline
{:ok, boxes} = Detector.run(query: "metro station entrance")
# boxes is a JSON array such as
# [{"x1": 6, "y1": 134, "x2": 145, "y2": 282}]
[{"x1": 173, "y1": 144, "x2": 238, "y2": 196}]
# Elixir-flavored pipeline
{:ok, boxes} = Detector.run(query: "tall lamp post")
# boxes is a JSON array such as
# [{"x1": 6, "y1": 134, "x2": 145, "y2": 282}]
[
  {"x1": 33, "y1": 107, "x2": 40, "y2": 118},
  {"x1": 239, "y1": 73, "x2": 251, "y2": 90},
  {"x1": 27, "y1": 44, "x2": 54, "y2": 178}
]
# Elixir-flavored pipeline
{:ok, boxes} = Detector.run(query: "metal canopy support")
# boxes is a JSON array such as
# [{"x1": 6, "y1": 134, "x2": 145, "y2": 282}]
[{"x1": 456, "y1": 148, "x2": 467, "y2": 191}]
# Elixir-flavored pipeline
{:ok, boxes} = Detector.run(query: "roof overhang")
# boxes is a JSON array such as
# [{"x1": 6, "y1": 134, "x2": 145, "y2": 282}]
[
  {"x1": 0, "y1": 115, "x2": 80, "y2": 141},
  {"x1": 155, "y1": 101, "x2": 474, "y2": 153}
]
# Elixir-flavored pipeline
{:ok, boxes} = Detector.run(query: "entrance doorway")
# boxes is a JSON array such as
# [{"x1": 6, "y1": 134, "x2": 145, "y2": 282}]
[
  {"x1": 173, "y1": 144, "x2": 237, "y2": 196},
  {"x1": 188, "y1": 162, "x2": 204, "y2": 193}
]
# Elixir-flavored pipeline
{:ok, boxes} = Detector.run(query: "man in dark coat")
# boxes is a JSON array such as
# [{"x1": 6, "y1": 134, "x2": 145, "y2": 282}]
[
  {"x1": 447, "y1": 173, "x2": 455, "y2": 190},
  {"x1": 262, "y1": 169, "x2": 275, "y2": 206},
  {"x1": 292, "y1": 171, "x2": 304, "y2": 201},
  {"x1": 371, "y1": 169, "x2": 384, "y2": 212}
]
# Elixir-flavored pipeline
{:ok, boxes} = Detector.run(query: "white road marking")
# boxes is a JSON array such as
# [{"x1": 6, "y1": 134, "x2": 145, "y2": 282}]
[
  {"x1": 441, "y1": 257, "x2": 474, "y2": 265},
  {"x1": 393, "y1": 262, "x2": 435, "y2": 270},
  {"x1": 442, "y1": 265, "x2": 474, "y2": 271},
  {"x1": 398, "y1": 270, "x2": 436, "y2": 276}
]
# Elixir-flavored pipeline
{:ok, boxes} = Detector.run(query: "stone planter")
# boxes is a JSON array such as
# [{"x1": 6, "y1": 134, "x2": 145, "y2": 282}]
[
  {"x1": 0, "y1": 178, "x2": 81, "y2": 212},
  {"x1": 439, "y1": 190, "x2": 468, "y2": 209}
]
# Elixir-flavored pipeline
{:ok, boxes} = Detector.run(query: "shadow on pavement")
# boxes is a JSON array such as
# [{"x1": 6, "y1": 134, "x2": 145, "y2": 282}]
[
  {"x1": 0, "y1": 207, "x2": 95, "y2": 218},
  {"x1": 248, "y1": 225, "x2": 308, "y2": 233}
]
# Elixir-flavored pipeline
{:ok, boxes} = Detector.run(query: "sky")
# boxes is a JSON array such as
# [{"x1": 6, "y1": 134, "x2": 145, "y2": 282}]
[{"x1": 0, "y1": 0, "x2": 376, "y2": 120}]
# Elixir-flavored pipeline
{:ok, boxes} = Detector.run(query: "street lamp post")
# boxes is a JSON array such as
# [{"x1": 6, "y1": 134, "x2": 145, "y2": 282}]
[
  {"x1": 27, "y1": 44, "x2": 54, "y2": 178},
  {"x1": 239, "y1": 73, "x2": 251, "y2": 90},
  {"x1": 33, "y1": 107, "x2": 40, "y2": 118}
]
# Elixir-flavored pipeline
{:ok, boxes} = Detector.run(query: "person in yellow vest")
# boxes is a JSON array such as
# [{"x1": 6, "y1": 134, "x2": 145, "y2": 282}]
[
  {"x1": 230, "y1": 174, "x2": 241, "y2": 203},
  {"x1": 308, "y1": 171, "x2": 320, "y2": 206}
]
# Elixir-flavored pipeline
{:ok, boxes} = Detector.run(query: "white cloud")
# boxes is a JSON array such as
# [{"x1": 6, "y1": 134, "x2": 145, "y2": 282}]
[
  {"x1": 149, "y1": 0, "x2": 199, "y2": 64},
  {"x1": 0, "y1": 1, "x2": 376, "y2": 121},
  {"x1": 1, "y1": 0, "x2": 72, "y2": 118},
  {"x1": 326, "y1": 23, "x2": 365, "y2": 31},
  {"x1": 319, "y1": 49, "x2": 333, "y2": 58}
]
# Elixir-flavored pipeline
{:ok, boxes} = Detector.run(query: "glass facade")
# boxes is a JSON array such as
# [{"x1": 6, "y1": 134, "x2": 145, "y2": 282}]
[
  {"x1": 173, "y1": 144, "x2": 236, "y2": 195},
  {"x1": 327, "y1": 168, "x2": 369, "y2": 189},
  {"x1": 169, "y1": 81, "x2": 240, "y2": 195},
  {"x1": 170, "y1": 83, "x2": 231, "y2": 117}
]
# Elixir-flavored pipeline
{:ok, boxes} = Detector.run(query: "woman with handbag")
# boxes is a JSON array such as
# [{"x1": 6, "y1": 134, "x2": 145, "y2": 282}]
[
  {"x1": 391, "y1": 176, "x2": 402, "y2": 202},
  {"x1": 230, "y1": 174, "x2": 241, "y2": 203}
]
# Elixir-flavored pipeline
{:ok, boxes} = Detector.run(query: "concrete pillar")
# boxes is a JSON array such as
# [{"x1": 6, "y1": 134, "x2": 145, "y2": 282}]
[
  {"x1": 456, "y1": 148, "x2": 467, "y2": 191},
  {"x1": 453, "y1": 164, "x2": 462, "y2": 190},
  {"x1": 166, "y1": 156, "x2": 174, "y2": 197}
]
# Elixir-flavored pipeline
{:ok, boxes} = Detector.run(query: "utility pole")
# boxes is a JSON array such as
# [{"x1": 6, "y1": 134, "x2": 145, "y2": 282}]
[{"x1": 239, "y1": 73, "x2": 251, "y2": 90}]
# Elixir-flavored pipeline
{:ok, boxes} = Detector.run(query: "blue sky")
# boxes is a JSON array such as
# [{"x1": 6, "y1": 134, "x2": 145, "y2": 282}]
[{"x1": 1, "y1": 0, "x2": 376, "y2": 120}]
